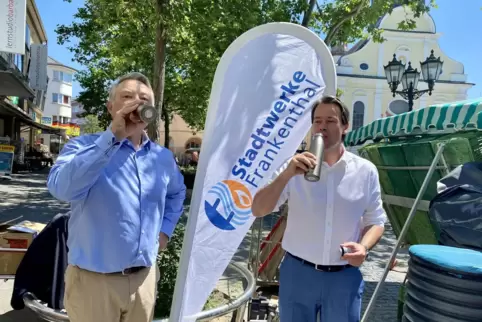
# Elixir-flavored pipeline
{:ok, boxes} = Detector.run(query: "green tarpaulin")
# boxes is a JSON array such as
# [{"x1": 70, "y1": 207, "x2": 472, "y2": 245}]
[
  {"x1": 345, "y1": 97, "x2": 482, "y2": 146},
  {"x1": 344, "y1": 97, "x2": 482, "y2": 246}
]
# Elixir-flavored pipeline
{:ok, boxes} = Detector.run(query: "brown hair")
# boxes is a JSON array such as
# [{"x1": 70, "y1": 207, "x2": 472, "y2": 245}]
[
  {"x1": 310, "y1": 95, "x2": 350, "y2": 125},
  {"x1": 310, "y1": 95, "x2": 350, "y2": 140}
]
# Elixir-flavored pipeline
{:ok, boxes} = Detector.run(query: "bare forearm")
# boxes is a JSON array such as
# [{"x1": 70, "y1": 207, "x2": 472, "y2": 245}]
[
  {"x1": 252, "y1": 172, "x2": 291, "y2": 217},
  {"x1": 360, "y1": 225, "x2": 385, "y2": 250}
]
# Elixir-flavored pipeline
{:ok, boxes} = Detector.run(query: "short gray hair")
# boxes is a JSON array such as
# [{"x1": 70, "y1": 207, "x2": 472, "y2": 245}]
[{"x1": 108, "y1": 72, "x2": 153, "y2": 102}]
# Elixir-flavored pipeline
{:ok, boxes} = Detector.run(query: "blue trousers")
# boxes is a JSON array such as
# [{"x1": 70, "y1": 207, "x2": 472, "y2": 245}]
[{"x1": 279, "y1": 253, "x2": 364, "y2": 322}]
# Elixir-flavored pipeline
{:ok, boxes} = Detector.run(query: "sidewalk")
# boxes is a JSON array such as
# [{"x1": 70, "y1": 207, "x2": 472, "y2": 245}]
[
  {"x1": 0, "y1": 170, "x2": 68, "y2": 321},
  {"x1": 0, "y1": 170, "x2": 69, "y2": 224}
]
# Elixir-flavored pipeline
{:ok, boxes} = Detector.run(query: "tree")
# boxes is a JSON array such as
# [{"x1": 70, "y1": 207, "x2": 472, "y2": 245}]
[
  {"x1": 80, "y1": 114, "x2": 104, "y2": 134},
  {"x1": 58, "y1": 0, "x2": 435, "y2": 145},
  {"x1": 310, "y1": 0, "x2": 436, "y2": 46},
  {"x1": 57, "y1": 0, "x2": 292, "y2": 144}
]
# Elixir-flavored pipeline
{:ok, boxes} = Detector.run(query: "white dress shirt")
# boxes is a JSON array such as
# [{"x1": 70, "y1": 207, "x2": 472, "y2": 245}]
[{"x1": 271, "y1": 150, "x2": 387, "y2": 266}]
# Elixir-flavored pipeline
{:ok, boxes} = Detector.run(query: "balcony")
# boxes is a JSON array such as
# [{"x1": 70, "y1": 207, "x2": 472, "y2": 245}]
[{"x1": 0, "y1": 50, "x2": 35, "y2": 98}]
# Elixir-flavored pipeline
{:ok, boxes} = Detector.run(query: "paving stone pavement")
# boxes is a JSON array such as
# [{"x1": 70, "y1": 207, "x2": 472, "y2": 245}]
[
  {"x1": 0, "y1": 170, "x2": 69, "y2": 225},
  {"x1": 360, "y1": 224, "x2": 409, "y2": 322}
]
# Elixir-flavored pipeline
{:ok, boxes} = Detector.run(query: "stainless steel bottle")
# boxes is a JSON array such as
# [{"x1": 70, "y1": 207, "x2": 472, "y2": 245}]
[
  {"x1": 137, "y1": 104, "x2": 157, "y2": 124},
  {"x1": 340, "y1": 246, "x2": 352, "y2": 257},
  {"x1": 304, "y1": 133, "x2": 324, "y2": 182}
]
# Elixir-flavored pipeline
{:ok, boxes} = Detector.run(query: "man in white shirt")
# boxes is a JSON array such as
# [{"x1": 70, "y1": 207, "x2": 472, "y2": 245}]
[{"x1": 252, "y1": 95, "x2": 387, "y2": 322}]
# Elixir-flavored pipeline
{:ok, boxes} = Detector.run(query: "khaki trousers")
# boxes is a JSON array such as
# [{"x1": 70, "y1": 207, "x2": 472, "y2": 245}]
[{"x1": 64, "y1": 264, "x2": 160, "y2": 322}]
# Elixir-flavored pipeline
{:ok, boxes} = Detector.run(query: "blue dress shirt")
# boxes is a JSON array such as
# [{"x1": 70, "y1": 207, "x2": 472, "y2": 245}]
[{"x1": 47, "y1": 129, "x2": 186, "y2": 273}]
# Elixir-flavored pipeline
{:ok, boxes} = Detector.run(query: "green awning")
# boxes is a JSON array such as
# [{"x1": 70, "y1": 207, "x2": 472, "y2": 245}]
[{"x1": 345, "y1": 97, "x2": 482, "y2": 146}]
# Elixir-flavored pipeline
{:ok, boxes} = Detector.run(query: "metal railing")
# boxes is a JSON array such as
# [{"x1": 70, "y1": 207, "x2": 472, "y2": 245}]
[{"x1": 24, "y1": 262, "x2": 255, "y2": 322}]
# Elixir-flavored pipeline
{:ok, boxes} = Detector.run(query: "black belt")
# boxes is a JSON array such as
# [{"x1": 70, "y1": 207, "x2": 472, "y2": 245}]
[
  {"x1": 108, "y1": 266, "x2": 147, "y2": 275},
  {"x1": 287, "y1": 252, "x2": 351, "y2": 272}
]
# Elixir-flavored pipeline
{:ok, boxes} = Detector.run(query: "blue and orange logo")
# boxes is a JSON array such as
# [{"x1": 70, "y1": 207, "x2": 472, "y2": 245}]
[{"x1": 204, "y1": 180, "x2": 253, "y2": 231}]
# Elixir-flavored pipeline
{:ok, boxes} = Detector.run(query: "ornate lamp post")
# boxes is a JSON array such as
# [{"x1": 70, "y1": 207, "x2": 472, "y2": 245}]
[{"x1": 384, "y1": 50, "x2": 443, "y2": 112}]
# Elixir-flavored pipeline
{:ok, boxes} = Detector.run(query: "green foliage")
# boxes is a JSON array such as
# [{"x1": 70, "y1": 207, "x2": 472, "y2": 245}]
[
  {"x1": 313, "y1": 0, "x2": 436, "y2": 46},
  {"x1": 56, "y1": 0, "x2": 293, "y2": 136},
  {"x1": 80, "y1": 114, "x2": 105, "y2": 134},
  {"x1": 154, "y1": 222, "x2": 185, "y2": 318},
  {"x1": 179, "y1": 165, "x2": 197, "y2": 175},
  {"x1": 57, "y1": 0, "x2": 436, "y2": 137}
]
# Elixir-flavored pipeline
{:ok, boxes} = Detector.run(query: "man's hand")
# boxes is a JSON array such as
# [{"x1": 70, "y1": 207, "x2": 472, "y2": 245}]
[
  {"x1": 159, "y1": 233, "x2": 169, "y2": 251},
  {"x1": 341, "y1": 242, "x2": 368, "y2": 267},
  {"x1": 111, "y1": 99, "x2": 147, "y2": 141},
  {"x1": 284, "y1": 151, "x2": 317, "y2": 178}
]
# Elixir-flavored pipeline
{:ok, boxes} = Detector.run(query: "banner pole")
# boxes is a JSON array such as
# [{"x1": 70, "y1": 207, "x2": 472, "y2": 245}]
[{"x1": 361, "y1": 143, "x2": 446, "y2": 322}]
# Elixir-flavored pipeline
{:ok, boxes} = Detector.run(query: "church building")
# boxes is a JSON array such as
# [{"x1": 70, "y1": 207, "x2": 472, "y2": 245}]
[
  {"x1": 335, "y1": 4, "x2": 473, "y2": 132},
  {"x1": 160, "y1": 3, "x2": 474, "y2": 156}
]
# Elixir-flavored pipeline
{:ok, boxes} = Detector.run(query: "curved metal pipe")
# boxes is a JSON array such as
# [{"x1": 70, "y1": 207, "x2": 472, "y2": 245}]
[
  {"x1": 24, "y1": 261, "x2": 254, "y2": 322},
  {"x1": 160, "y1": 262, "x2": 255, "y2": 322},
  {"x1": 22, "y1": 292, "x2": 69, "y2": 322}
]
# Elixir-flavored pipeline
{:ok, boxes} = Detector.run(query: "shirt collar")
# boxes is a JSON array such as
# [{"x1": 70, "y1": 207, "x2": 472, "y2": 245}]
[
  {"x1": 107, "y1": 124, "x2": 151, "y2": 150},
  {"x1": 139, "y1": 130, "x2": 151, "y2": 150},
  {"x1": 324, "y1": 145, "x2": 351, "y2": 169}
]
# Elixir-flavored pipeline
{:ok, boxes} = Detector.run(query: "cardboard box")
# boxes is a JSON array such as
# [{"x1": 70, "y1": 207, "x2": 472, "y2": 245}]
[
  {"x1": 0, "y1": 248, "x2": 27, "y2": 277},
  {"x1": 0, "y1": 221, "x2": 46, "y2": 275}
]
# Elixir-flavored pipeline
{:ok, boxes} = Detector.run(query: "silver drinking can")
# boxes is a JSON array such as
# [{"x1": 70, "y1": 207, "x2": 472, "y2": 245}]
[
  {"x1": 304, "y1": 133, "x2": 324, "y2": 182},
  {"x1": 137, "y1": 104, "x2": 157, "y2": 124}
]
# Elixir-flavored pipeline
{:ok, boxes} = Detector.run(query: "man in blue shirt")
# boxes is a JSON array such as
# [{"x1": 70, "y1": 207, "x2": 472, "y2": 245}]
[{"x1": 47, "y1": 72, "x2": 186, "y2": 322}]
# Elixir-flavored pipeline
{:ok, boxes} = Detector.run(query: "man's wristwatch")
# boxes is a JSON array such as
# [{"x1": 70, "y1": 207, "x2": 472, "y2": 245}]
[{"x1": 362, "y1": 244, "x2": 370, "y2": 259}]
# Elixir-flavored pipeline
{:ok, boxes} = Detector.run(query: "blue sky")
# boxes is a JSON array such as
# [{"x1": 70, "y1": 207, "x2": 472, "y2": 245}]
[{"x1": 36, "y1": 0, "x2": 482, "y2": 100}]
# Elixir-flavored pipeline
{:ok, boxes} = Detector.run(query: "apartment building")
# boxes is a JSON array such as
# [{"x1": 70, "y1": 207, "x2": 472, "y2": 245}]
[
  {"x1": 40, "y1": 57, "x2": 79, "y2": 150},
  {"x1": 0, "y1": 0, "x2": 60, "y2": 167}
]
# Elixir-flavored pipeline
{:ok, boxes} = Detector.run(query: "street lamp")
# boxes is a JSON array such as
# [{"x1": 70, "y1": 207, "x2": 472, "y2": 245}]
[{"x1": 384, "y1": 50, "x2": 443, "y2": 111}]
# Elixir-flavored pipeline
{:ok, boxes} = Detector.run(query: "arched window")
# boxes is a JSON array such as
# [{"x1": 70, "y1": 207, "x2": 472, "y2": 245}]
[
  {"x1": 352, "y1": 101, "x2": 365, "y2": 130},
  {"x1": 389, "y1": 100, "x2": 410, "y2": 115}
]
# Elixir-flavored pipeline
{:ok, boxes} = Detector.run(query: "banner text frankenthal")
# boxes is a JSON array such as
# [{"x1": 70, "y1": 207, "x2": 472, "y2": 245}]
[{"x1": 231, "y1": 71, "x2": 321, "y2": 188}]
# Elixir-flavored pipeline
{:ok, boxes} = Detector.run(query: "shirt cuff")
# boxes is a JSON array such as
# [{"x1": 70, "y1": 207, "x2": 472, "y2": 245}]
[
  {"x1": 160, "y1": 220, "x2": 176, "y2": 239},
  {"x1": 94, "y1": 129, "x2": 122, "y2": 157}
]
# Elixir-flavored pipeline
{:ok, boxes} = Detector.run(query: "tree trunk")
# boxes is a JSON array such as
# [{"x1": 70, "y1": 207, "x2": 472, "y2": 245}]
[
  {"x1": 162, "y1": 102, "x2": 170, "y2": 148},
  {"x1": 148, "y1": 0, "x2": 168, "y2": 142},
  {"x1": 323, "y1": 1, "x2": 365, "y2": 47},
  {"x1": 301, "y1": 0, "x2": 317, "y2": 27}
]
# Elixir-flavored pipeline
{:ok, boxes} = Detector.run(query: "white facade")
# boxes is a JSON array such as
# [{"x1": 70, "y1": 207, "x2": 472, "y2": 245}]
[
  {"x1": 71, "y1": 100, "x2": 86, "y2": 125},
  {"x1": 333, "y1": 5, "x2": 473, "y2": 132},
  {"x1": 44, "y1": 57, "x2": 77, "y2": 124}
]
